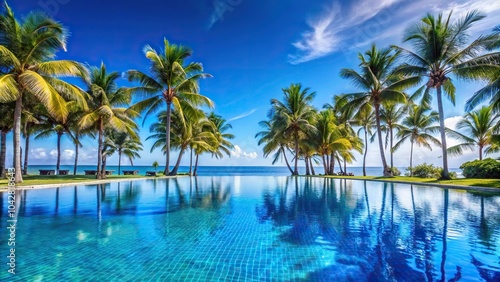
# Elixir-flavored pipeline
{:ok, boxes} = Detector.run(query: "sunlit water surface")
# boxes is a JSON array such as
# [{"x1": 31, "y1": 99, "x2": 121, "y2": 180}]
[{"x1": 1, "y1": 177, "x2": 499, "y2": 281}]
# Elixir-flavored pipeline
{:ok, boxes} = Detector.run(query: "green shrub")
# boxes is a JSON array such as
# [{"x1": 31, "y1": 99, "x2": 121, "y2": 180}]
[
  {"x1": 405, "y1": 163, "x2": 455, "y2": 179},
  {"x1": 460, "y1": 158, "x2": 500, "y2": 179},
  {"x1": 390, "y1": 167, "x2": 401, "y2": 176}
]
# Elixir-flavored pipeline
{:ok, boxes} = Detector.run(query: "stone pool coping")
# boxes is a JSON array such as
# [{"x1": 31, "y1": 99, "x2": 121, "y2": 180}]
[
  {"x1": 0, "y1": 175, "x2": 188, "y2": 191},
  {"x1": 317, "y1": 176, "x2": 500, "y2": 193}
]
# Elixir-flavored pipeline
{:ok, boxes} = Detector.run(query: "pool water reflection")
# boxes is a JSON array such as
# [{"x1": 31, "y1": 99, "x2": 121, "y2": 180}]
[{"x1": 1, "y1": 177, "x2": 499, "y2": 281}]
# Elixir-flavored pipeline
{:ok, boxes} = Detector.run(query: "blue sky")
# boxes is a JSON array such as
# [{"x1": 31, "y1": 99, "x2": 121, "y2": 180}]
[{"x1": 5, "y1": 0, "x2": 500, "y2": 168}]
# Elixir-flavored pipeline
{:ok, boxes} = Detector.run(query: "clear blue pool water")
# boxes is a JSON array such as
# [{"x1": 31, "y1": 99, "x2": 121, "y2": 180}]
[{"x1": 1, "y1": 176, "x2": 499, "y2": 281}]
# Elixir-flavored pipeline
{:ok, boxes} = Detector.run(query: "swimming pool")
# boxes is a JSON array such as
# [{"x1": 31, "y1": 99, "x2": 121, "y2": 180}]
[{"x1": 1, "y1": 177, "x2": 499, "y2": 281}]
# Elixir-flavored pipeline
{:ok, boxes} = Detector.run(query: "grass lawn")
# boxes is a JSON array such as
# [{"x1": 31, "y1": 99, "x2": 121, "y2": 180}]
[
  {"x1": 0, "y1": 174, "x2": 160, "y2": 188},
  {"x1": 323, "y1": 175, "x2": 500, "y2": 188}
]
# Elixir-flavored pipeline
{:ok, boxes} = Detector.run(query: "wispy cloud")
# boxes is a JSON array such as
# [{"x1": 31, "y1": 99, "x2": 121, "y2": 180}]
[
  {"x1": 228, "y1": 108, "x2": 257, "y2": 121},
  {"x1": 289, "y1": 0, "x2": 499, "y2": 65},
  {"x1": 289, "y1": 0, "x2": 399, "y2": 64}
]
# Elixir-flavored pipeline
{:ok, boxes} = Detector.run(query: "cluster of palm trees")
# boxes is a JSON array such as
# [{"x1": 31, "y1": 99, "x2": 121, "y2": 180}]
[
  {"x1": 0, "y1": 3, "x2": 234, "y2": 183},
  {"x1": 258, "y1": 10, "x2": 500, "y2": 178}
]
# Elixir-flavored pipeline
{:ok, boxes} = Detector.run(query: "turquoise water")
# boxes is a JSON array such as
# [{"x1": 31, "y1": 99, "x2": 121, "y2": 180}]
[{"x1": 1, "y1": 177, "x2": 499, "y2": 281}]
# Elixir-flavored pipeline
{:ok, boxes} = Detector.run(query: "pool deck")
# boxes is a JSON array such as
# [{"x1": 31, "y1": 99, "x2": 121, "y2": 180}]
[
  {"x1": 0, "y1": 175, "x2": 188, "y2": 191},
  {"x1": 317, "y1": 176, "x2": 500, "y2": 193}
]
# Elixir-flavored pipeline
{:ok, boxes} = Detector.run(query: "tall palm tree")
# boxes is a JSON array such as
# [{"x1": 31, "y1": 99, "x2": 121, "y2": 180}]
[
  {"x1": 447, "y1": 106, "x2": 500, "y2": 160},
  {"x1": 126, "y1": 39, "x2": 213, "y2": 175},
  {"x1": 340, "y1": 44, "x2": 419, "y2": 176},
  {"x1": 0, "y1": 3, "x2": 88, "y2": 182},
  {"x1": 104, "y1": 130, "x2": 142, "y2": 175},
  {"x1": 271, "y1": 83, "x2": 317, "y2": 175},
  {"x1": 0, "y1": 102, "x2": 13, "y2": 177},
  {"x1": 393, "y1": 105, "x2": 441, "y2": 176},
  {"x1": 351, "y1": 106, "x2": 375, "y2": 176},
  {"x1": 79, "y1": 63, "x2": 139, "y2": 179},
  {"x1": 393, "y1": 10, "x2": 498, "y2": 179}
]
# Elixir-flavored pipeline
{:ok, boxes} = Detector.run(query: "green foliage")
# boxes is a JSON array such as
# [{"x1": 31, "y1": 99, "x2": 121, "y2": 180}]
[
  {"x1": 152, "y1": 161, "x2": 159, "y2": 171},
  {"x1": 390, "y1": 167, "x2": 401, "y2": 176},
  {"x1": 405, "y1": 163, "x2": 455, "y2": 179},
  {"x1": 460, "y1": 158, "x2": 500, "y2": 179}
]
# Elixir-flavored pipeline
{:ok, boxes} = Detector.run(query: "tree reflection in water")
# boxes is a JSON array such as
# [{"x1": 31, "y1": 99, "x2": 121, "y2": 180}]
[{"x1": 256, "y1": 177, "x2": 500, "y2": 281}]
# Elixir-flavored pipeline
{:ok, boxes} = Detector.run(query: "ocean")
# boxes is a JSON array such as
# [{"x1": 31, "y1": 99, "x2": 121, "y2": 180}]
[{"x1": 24, "y1": 165, "x2": 462, "y2": 177}]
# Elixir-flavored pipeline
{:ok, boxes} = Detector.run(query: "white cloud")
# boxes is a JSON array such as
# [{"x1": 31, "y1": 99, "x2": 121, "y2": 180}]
[
  {"x1": 49, "y1": 150, "x2": 58, "y2": 158},
  {"x1": 228, "y1": 108, "x2": 258, "y2": 121},
  {"x1": 31, "y1": 148, "x2": 48, "y2": 160},
  {"x1": 289, "y1": 0, "x2": 500, "y2": 64},
  {"x1": 289, "y1": 0, "x2": 399, "y2": 64},
  {"x1": 231, "y1": 145, "x2": 258, "y2": 159},
  {"x1": 62, "y1": 149, "x2": 75, "y2": 160},
  {"x1": 444, "y1": 116, "x2": 462, "y2": 131}
]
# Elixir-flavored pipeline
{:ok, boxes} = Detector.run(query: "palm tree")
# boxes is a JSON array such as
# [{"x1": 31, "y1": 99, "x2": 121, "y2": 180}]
[
  {"x1": 34, "y1": 102, "x2": 81, "y2": 174},
  {"x1": 255, "y1": 119, "x2": 294, "y2": 174},
  {"x1": 126, "y1": 39, "x2": 213, "y2": 175},
  {"x1": 148, "y1": 109, "x2": 217, "y2": 176},
  {"x1": 393, "y1": 105, "x2": 441, "y2": 176},
  {"x1": 393, "y1": 10, "x2": 498, "y2": 179},
  {"x1": 447, "y1": 106, "x2": 500, "y2": 160},
  {"x1": 0, "y1": 3, "x2": 88, "y2": 182},
  {"x1": 313, "y1": 110, "x2": 352, "y2": 175},
  {"x1": 351, "y1": 106, "x2": 375, "y2": 176},
  {"x1": 340, "y1": 44, "x2": 419, "y2": 176},
  {"x1": 105, "y1": 130, "x2": 143, "y2": 175},
  {"x1": 271, "y1": 83, "x2": 317, "y2": 175},
  {"x1": 0, "y1": 102, "x2": 14, "y2": 177},
  {"x1": 192, "y1": 112, "x2": 234, "y2": 175},
  {"x1": 465, "y1": 26, "x2": 500, "y2": 113},
  {"x1": 79, "y1": 63, "x2": 139, "y2": 179},
  {"x1": 380, "y1": 102, "x2": 406, "y2": 169}
]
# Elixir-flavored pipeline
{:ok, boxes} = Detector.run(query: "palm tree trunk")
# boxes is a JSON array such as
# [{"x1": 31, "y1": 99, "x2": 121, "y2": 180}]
[
  {"x1": 189, "y1": 148, "x2": 193, "y2": 176},
  {"x1": 101, "y1": 154, "x2": 107, "y2": 179},
  {"x1": 193, "y1": 153, "x2": 199, "y2": 176},
  {"x1": 310, "y1": 161, "x2": 316, "y2": 175},
  {"x1": 96, "y1": 118, "x2": 103, "y2": 179},
  {"x1": 293, "y1": 135, "x2": 299, "y2": 175},
  {"x1": 74, "y1": 137, "x2": 79, "y2": 175},
  {"x1": 164, "y1": 101, "x2": 172, "y2": 175},
  {"x1": 390, "y1": 127, "x2": 394, "y2": 169},
  {"x1": 23, "y1": 128, "x2": 30, "y2": 175},
  {"x1": 322, "y1": 154, "x2": 328, "y2": 175},
  {"x1": 409, "y1": 141, "x2": 414, "y2": 177},
  {"x1": 333, "y1": 152, "x2": 339, "y2": 174},
  {"x1": 436, "y1": 86, "x2": 449, "y2": 179},
  {"x1": 170, "y1": 147, "x2": 185, "y2": 176},
  {"x1": 118, "y1": 150, "x2": 122, "y2": 175},
  {"x1": 363, "y1": 128, "x2": 368, "y2": 176},
  {"x1": 344, "y1": 159, "x2": 347, "y2": 175},
  {"x1": 375, "y1": 102, "x2": 392, "y2": 177},
  {"x1": 0, "y1": 130, "x2": 6, "y2": 177},
  {"x1": 281, "y1": 146, "x2": 293, "y2": 174},
  {"x1": 56, "y1": 132, "x2": 62, "y2": 174},
  {"x1": 305, "y1": 157, "x2": 310, "y2": 175},
  {"x1": 479, "y1": 145, "x2": 483, "y2": 160},
  {"x1": 13, "y1": 97, "x2": 23, "y2": 183}
]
